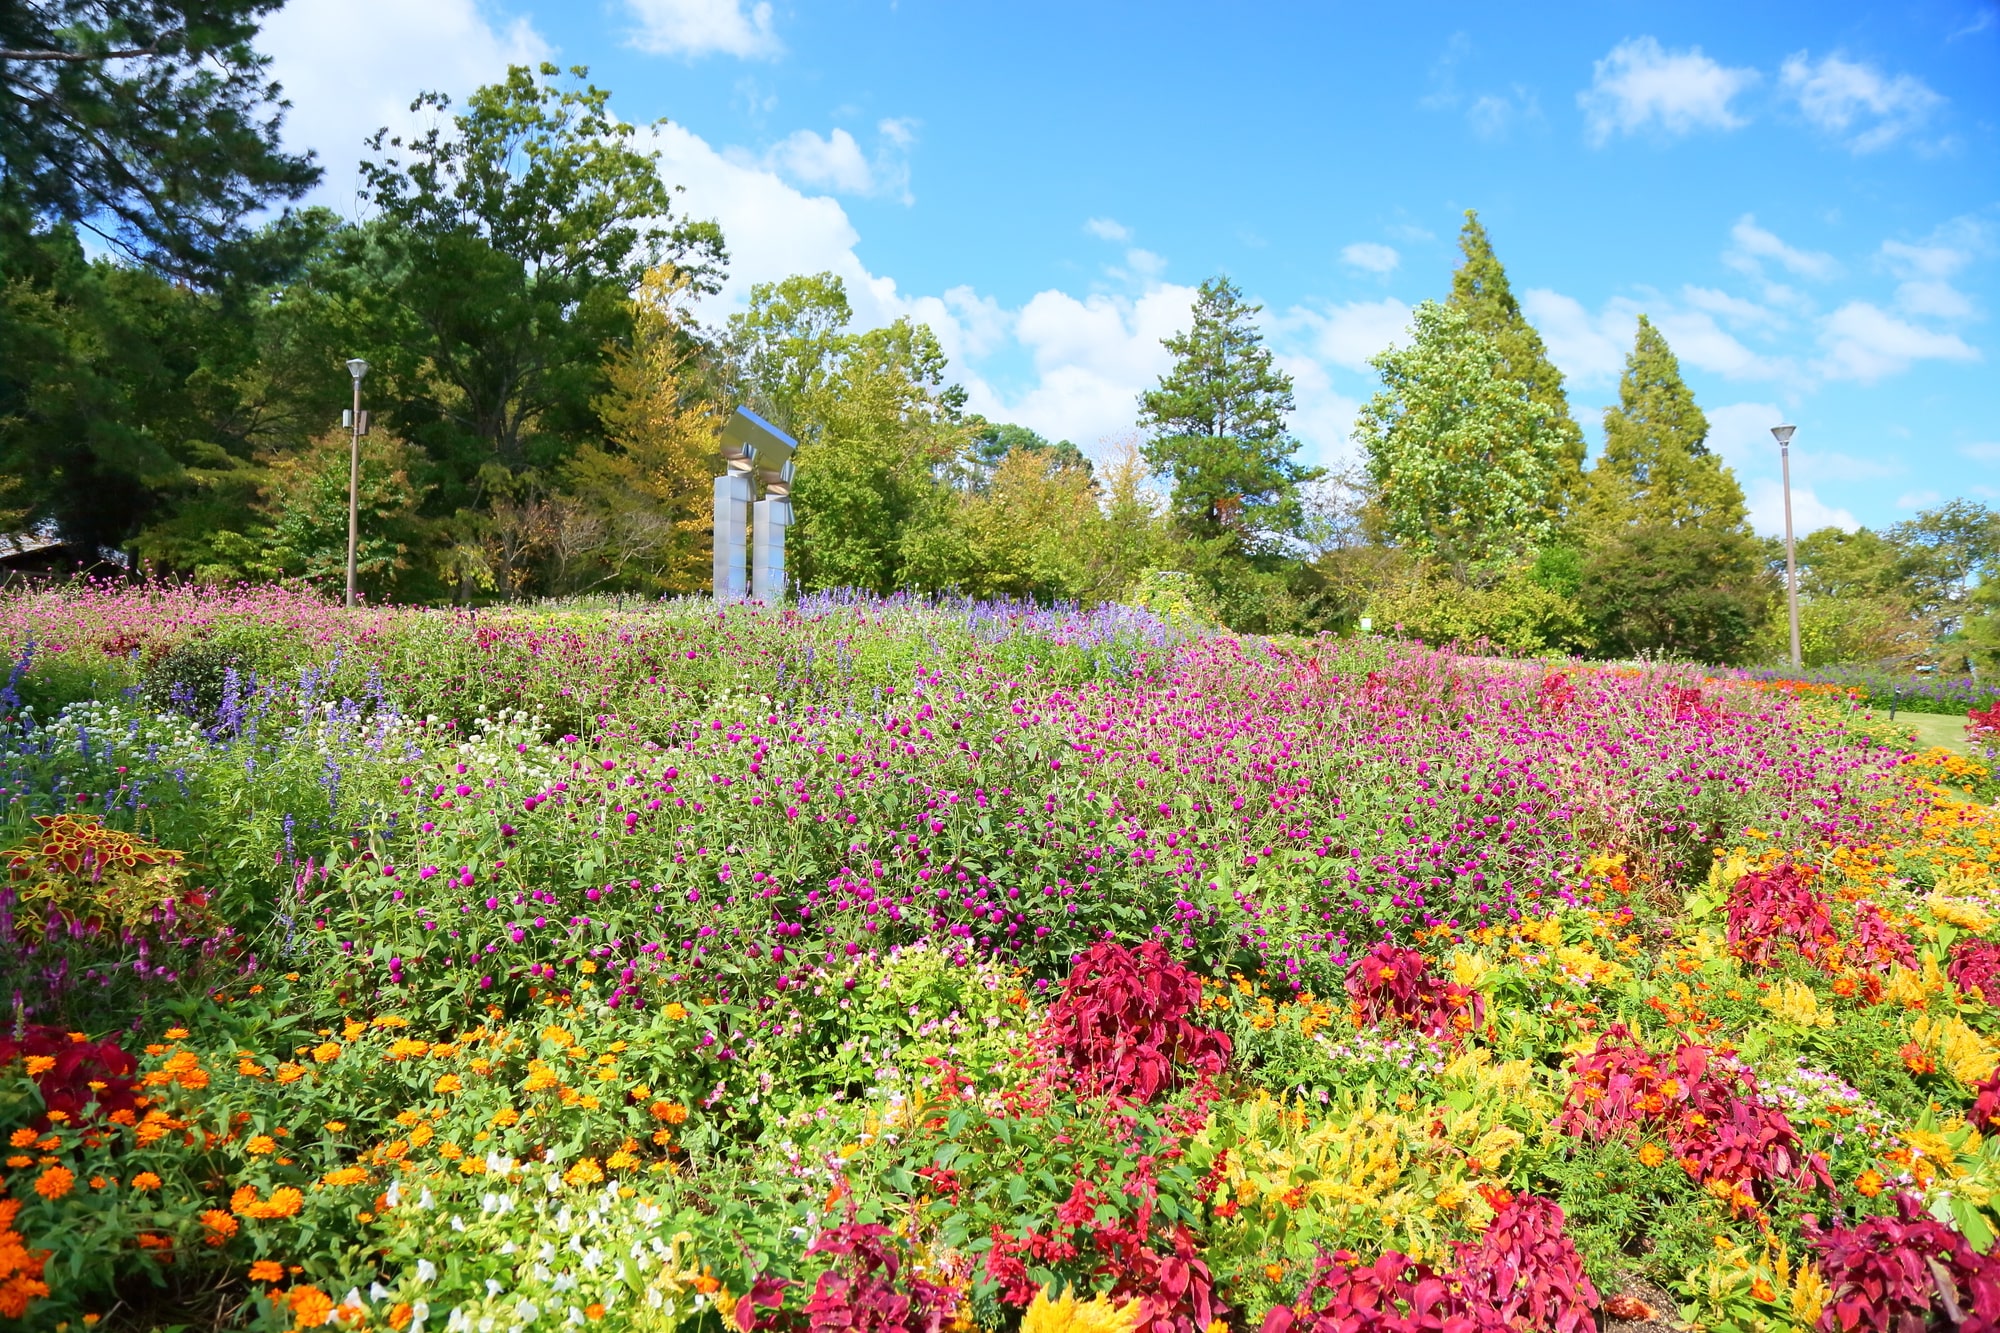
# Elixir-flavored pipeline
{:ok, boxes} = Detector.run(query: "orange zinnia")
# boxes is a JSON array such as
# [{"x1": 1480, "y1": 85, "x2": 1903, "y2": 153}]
[{"x1": 32, "y1": 1167, "x2": 73, "y2": 1200}]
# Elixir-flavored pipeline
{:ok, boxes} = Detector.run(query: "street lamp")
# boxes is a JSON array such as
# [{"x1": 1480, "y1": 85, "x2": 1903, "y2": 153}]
[
  {"x1": 344, "y1": 359, "x2": 369, "y2": 610},
  {"x1": 1772, "y1": 423, "x2": 1801, "y2": 668}
]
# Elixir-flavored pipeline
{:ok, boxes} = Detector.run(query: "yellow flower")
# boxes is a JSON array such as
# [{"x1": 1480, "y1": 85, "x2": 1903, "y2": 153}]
[
  {"x1": 22, "y1": 1056, "x2": 54, "y2": 1077},
  {"x1": 245, "y1": 1135, "x2": 276, "y2": 1155},
  {"x1": 1761, "y1": 980, "x2": 1835, "y2": 1028},
  {"x1": 563, "y1": 1157, "x2": 605, "y2": 1186},
  {"x1": 663, "y1": 1003, "x2": 689, "y2": 1021},
  {"x1": 321, "y1": 1167, "x2": 369, "y2": 1187},
  {"x1": 1020, "y1": 1286, "x2": 1143, "y2": 1333},
  {"x1": 1929, "y1": 892, "x2": 1995, "y2": 934},
  {"x1": 1638, "y1": 1143, "x2": 1667, "y2": 1168},
  {"x1": 434, "y1": 1074, "x2": 464, "y2": 1094},
  {"x1": 311, "y1": 1042, "x2": 341, "y2": 1064}
]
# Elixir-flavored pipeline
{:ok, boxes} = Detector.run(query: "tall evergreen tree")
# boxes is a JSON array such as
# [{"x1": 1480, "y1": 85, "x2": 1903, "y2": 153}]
[
  {"x1": 1584, "y1": 315, "x2": 1748, "y2": 533},
  {"x1": 1448, "y1": 211, "x2": 1585, "y2": 512},
  {"x1": 1138, "y1": 276, "x2": 1318, "y2": 548}
]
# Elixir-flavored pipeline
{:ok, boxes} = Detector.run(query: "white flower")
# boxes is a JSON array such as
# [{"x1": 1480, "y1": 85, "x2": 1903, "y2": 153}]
[
  {"x1": 386, "y1": 1181, "x2": 404, "y2": 1207},
  {"x1": 372, "y1": 1282, "x2": 393, "y2": 1301},
  {"x1": 417, "y1": 1187, "x2": 436, "y2": 1210},
  {"x1": 516, "y1": 1300, "x2": 539, "y2": 1323},
  {"x1": 343, "y1": 1288, "x2": 365, "y2": 1312},
  {"x1": 486, "y1": 1279, "x2": 505, "y2": 1298},
  {"x1": 417, "y1": 1260, "x2": 438, "y2": 1284}
]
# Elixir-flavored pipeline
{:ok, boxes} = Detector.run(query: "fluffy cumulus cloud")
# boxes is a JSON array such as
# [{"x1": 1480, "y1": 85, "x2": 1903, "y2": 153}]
[
  {"x1": 1340, "y1": 242, "x2": 1401, "y2": 275},
  {"x1": 1746, "y1": 478, "x2": 1860, "y2": 535},
  {"x1": 622, "y1": 0, "x2": 779, "y2": 59},
  {"x1": 751, "y1": 121, "x2": 916, "y2": 202},
  {"x1": 1725, "y1": 215, "x2": 1839, "y2": 282},
  {"x1": 1779, "y1": 51, "x2": 1944, "y2": 152},
  {"x1": 1288, "y1": 299, "x2": 1412, "y2": 372},
  {"x1": 1816, "y1": 301, "x2": 1979, "y2": 383},
  {"x1": 260, "y1": 0, "x2": 549, "y2": 209},
  {"x1": 1578, "y1": 37, "x2": 1758, "y2": 145},
  {"x1": 1084, "y1": 217, "x2": 1133, "y2": 243}
]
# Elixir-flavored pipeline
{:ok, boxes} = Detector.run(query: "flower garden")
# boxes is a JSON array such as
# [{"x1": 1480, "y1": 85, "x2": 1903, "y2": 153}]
[{"x1": 1, "y1": 582, "x2": 1999, "y2": 1332}]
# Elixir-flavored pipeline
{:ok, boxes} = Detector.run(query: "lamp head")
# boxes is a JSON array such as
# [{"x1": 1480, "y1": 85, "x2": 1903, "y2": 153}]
[
  {"x1": 346, "y1": 358, "x2": 370, "y2": 382},
  {"x1": 1771, "y1": 424, "x2": 1796, "y2": 446}
]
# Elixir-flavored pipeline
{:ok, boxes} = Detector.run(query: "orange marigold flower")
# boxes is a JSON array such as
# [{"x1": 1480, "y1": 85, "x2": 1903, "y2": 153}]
[
  {"x1": 21, "y1": 1057, "x2": 53, "y2": 1077},
  {"x1": 311, "y1": 1043, "x2": 340, "y2": 1064},
  {"x1": 164, "y1": 1028, "x2": 189, "y2": 1040},
  {"x1": 6, "y1": 1130, "x2": 33, "y2": 1149},
  {"x1": 131, "y1": 1171, "x2": 163, "y2": 1191},
  {"x1": 246, "y1": 1135, "x2": 276, "y2": 1156},
  {"x1": 585, "y1": 1304, "x2": 605, "y2": 1321},
  {"x1": 321, "y1": 1167, "x2": 369, "y2": 1188},
  {"x1": 563, "y1": 1157, "x2": 604, "y2": 1186},
  {"x1": 200, "y1": 1210, "x2": 239, "y2": 1243},
  {"x1": 388, "y1": 1303, "x2": 414, "y2": 1330},
  {"x1": 285, "y1": 1285, "x2": 334, "y2": 1326},
  {"x1": 1857, "y1": 1169, "x2": 1885, "y2": 1197},
  {"x1": 1638, "y1": 1143, "x2": 1667, "y2": 1168},
  {"x1": 32, "y1": 1167, "x2": 73, "y2": 1200},
  {"x1": 274, "y1": 1063, "x2": 306, "y2": 1085},
  {"x1": 249, "y1": 1260, "x2": 285, "y2": 1283},
  {"x1": 433, "y1": 1074, "x2": 463, "y2": 1095},
  {"x1": 4, "y1": 1157, "x2": 29, "y2": 1170},
  {"x1": 263, "y1": 1187, "x2": 304, "y2": 1219},
  {"x1": 238, "y1": 1059, "x2": 268, "y2": 1078}
]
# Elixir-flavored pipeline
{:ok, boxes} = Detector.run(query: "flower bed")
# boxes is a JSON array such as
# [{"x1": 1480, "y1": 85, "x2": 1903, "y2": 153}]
[{"x1": 0, "y1": 587, "x2": 1996, "y2": 1331}]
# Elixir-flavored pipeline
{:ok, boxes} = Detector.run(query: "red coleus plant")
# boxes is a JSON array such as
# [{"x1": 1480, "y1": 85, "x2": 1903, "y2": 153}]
[
  {"x1": 1537, "y1": 672, "x2": 1577, "y2": 715},
  {"x1": 1345, "y1": 942, "x2": 1483, "y2": 1040},
  {"x1": 1809, "y1": 1193, "x2": 2000, "y2": 1333},
  {"x1": 739, "y1": 1222, "x2": 956, "y2": 1333},
  {"x1": 1948, "y1": 938, "x2": 2000, "y2": 1005},
  {"x1": 1970, "y1": 1070, "x2": 2000, "y2": 1136},
  {"x1": 0, "y1": 1023, "x2": 139, "y2": 1127},
  {"x1": 1555, "y1": 1026, "x2": 1829, "y2": 1203},
  {"x1": 1724, "y1": 863, "x2": 1835, "y2": 967},
  {"x1": 984, "y1": 1171, "x2": 1226, "y2": 1333},
  {"x1": 1259, "y1": 1193, "x2": 1597, "y2": 1333},
  {"x1": 1850, "y1": 901, "x2": 1918, "y2": 974},
  {"x1": 1044, "y1": 940, "x2": 1229, "y2": 1103},
  {"x1": 1967, "y1": 701, "x2": 2000, "y2": 743}
]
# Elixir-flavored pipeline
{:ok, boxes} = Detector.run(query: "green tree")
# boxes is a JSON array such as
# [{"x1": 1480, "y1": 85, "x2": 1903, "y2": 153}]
[
  {"x1": 1886, "y1": 500, "x2": 2000, "y2": 645},
  {"x1": 1138, "y1": 276, "x2": 1318, "y2": 548},
  {"x1": 1448, "y1": 212, "x2": 1585, "y2": 513},
  {"x1": 252, "y1": 428, "x2": 431, "y2": 599},
  {"x1": 1584, "y1": 316, "x2": 1747, "y2": 532},
  {"x1": 968, "y1": 422, "x2": 1088, "y2": 488},
  {"x1": 1355, "y1": 300, "x2": 1560, "y2": 574},
  {"x1": 727, "y1": 273, "x2": 968, "y2": 593},
  {"x1": 0, "y1": 0, "x2": 318, "y2": 279},
  {"x1": 1584, "y1": 525, "x2": 1770, "y2": 663},
  {"x1": 1793, "y1": 526, "x2": 1905, "y2": 601},
  {"x1": 295, "y1": 64, "x2": 726, "y2": 519}
]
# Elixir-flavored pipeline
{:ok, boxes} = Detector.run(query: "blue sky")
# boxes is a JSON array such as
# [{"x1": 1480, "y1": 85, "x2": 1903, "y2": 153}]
[{"x1": 258, "y1": 0, "x2": 1999, "y2": 535}]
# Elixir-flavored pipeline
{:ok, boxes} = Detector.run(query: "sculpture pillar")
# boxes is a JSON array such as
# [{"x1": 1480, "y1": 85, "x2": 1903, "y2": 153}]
[{"x1": 715, "y1": 407, "x2": 799, "y2": 604}]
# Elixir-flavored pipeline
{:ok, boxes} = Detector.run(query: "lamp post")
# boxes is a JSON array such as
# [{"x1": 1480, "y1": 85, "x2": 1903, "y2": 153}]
[
  {"x1": 1772, "y1": 423, "x2": 1801, "y2": 668},
  {"x1": 344, "y1": 358, "x2": 369, "y2": 610}
]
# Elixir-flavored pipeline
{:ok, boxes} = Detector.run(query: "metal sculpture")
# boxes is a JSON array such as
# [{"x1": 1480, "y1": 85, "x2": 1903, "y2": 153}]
[{"x1": 715, "y1": 408, "x2": 797, "y2": 602}]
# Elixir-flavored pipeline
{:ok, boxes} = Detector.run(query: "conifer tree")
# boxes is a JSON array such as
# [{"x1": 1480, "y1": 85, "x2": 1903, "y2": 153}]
[
  {"x1": 1584, "y1": 316, "x2": 1748, "y2": 533},
  {"x1": 1448, "y1": 211, "x2": 1586, "y2": 511},
  {"x1": 1139, "y1": 276, "x2": 1318, "y2": 548}
]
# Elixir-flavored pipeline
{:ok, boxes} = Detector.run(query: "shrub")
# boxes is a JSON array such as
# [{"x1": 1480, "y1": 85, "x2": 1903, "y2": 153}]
[
  {"x1": 1044, "y1": 941, "x2": 1229, "y2": 1103},
  {"x1": 1949, "y1": 938, "x2": 2000, "y2": 1005},
  {"x1": 1725, "y1": 863, "x2": 1835, "y2": 967},
  {"x1": 1809, "y1": 1193, "x2": 2000, "y2": 1333},
  {"x1": 1344, "y1": 942, "x2": 1483, "y2": 1039}
]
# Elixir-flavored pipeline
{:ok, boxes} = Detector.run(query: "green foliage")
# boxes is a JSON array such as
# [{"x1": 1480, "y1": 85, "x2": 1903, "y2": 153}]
[
  {"x1": 1365, "y1": 558, "x2": 1590, "y2": 655},
  {"x1": 0, "y1": 0, "x2": 318, "y2": 279},
  {"x1": 1448, "y1": 212, "x2": 1585, "y2": 513},
  {"x1": 1138, "y1": 276, "x2": 1318, "y2": 549},
  {"x1": 1356, "y1": 301, "x2": 1563, "y2": 573},
  {"x1": 1584, "y1": 316, "x2": 1746, "y2": 534},
  {"x1": 1583, "y1": 524, "x2": 1770, "y2": 663}
]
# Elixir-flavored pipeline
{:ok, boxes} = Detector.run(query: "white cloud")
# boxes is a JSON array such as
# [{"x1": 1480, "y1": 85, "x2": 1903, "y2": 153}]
[
  {"x1": 1726, "y1": 215, "x2": 1839, "y2": 281},
  {"x1": 1795, "y1": 451, "x2": 1902, "y2": 483},
  {"x1": 1817, "y1": 301, "x2": 1981, "y2": 382},
  {"x1": 1681, "y1": 285, "x2": 1784, "y2": 328},
  {"x1": 1896, "y1": 280, "x2": 1976, "y2": 320},
  {"x1": 1705, "y1": 402, "x2": 1790, "y2": 477},
  {"x1": 1895, "y1": 489, "x2": 1944, "y2": 510},
  {"x1": 1084, "y1": 217, "x2": 1132, "y2": 242},
  {"x1": 1340, "y1": 242, "x2": 1400, "y2": 274},
  {"x1": 1962, "y1": 442, "x2": 2000, "y2": 464},
  {"x1": 260, "y1": 0, "x2": 549, "y2": 210},
  {"x1": 1650, "y1": 310, "x2": 1783, "y2": 380},
  {"x1": 1879, "y1": 219, "x2": 1988, "y2": 321},
  {"x1": 1521, "y1": 289, "x2": 1629, "y2": 384},
  {"x1": 1293, "y1": 299, "x2": 1413, "y2": 372},
  {"x1": 761, "y1": 129, "x2": 874, "y2": 194},
  {"x1": 753, "y1": 121, "x2": 916, "y2": 202},
  {"x1": 1578, "y1": 36, "x2": 1757, "y2": 145},
  {"x1": 1276, "y1": 354, "x2": 1363, "y2": 469},
  {"x1": 1747, "y1": 478, "x2": 1859, "y2": 536},
  {"x1": 623, "y1": 0, "x2": 779, "y2": 59},
  {"x1": 1779, "y1": 52, "x2": 1943, "y2": 152},
  {"x1": 1006, "y1": 286, "x2": 1199, "y2": 447}
]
